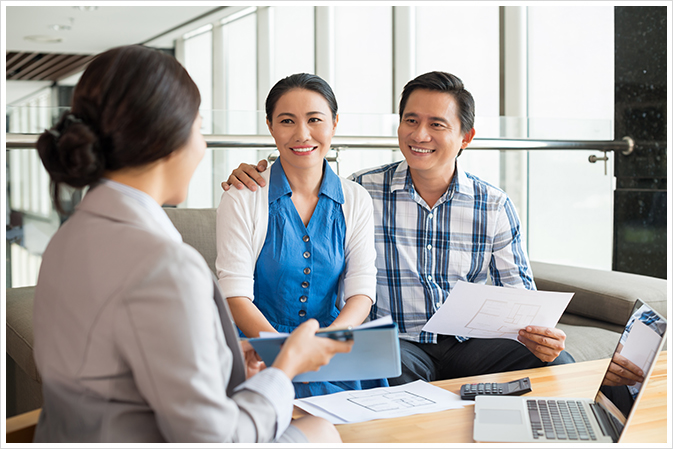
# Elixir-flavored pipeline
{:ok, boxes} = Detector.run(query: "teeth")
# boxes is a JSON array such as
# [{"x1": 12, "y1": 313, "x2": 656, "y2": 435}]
[
  {"x1": 411, "y1": 147, "x2": 433, "y2": 153},
  {"x1": 292, "y1": 147, "x2": 316, "y2": 153}
]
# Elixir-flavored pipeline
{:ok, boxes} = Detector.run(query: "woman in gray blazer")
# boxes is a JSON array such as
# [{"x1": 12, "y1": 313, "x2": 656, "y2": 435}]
[{"x1": 32, "y1": 45, "x2": 351, "y2": 444}]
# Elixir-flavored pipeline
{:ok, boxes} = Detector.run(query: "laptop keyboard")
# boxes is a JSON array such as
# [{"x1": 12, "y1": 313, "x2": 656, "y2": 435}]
[{"x1": 527, "y1": 399, "x2": 597, "y2": 440}]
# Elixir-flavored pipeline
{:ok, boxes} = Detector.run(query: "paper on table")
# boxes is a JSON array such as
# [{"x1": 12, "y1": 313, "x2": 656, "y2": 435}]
[
  {"x1": 294, "y1": 380, "x2": 471, "y2": 424},
  {"x1": 619, "y1": 319, "x2": 661, "y2": 391},
  {"x1": 422, "y1": 281, "x2": 574, "y2": 340}
]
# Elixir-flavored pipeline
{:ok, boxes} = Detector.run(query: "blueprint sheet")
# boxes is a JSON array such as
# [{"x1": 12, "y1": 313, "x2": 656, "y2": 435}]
[
  {"x1": 422, "y1": 281, "x2": 574, "y2": 340},
  {"x1": 294, "y1": 380, "x2": 470, "y2": 424}
]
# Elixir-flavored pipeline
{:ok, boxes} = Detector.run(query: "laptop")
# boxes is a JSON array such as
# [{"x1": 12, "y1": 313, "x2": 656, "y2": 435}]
[{"x1": 473, "y1": 299, "x2": 667, "y2": 443}]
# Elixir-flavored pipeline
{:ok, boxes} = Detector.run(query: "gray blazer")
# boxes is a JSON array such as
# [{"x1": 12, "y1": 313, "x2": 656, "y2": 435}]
[{"x1": 32, "y1": 184, "x2": 296, "y2": 443}]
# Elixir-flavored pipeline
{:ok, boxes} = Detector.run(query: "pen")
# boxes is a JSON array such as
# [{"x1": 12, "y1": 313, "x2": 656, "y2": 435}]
[{"x1": 316, "y1": 325, "x2": 353, "y2": 334}]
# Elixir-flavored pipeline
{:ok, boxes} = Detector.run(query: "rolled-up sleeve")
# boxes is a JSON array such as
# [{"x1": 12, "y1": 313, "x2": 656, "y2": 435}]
[
  {"x1": 341, "y1": 180, "x2": 378, "y2": 304},
  {"x1": 216, "y1": 189, "x2": 257, "y2": 300}
]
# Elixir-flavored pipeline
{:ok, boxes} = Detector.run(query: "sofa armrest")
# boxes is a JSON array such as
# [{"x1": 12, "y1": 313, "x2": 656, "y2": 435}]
[
  {"x1": 163, "y1": 207, "x2": 217, "y2": 274},
  {"x1": 6, "y1": 408, "x2": 41, "y2": 443},
  {"x1": 530, "y1": 261, "x2": 667, "y2": 327},
  {"x1": 6, "y1": 287, "x2": 39, "y2": 383}
]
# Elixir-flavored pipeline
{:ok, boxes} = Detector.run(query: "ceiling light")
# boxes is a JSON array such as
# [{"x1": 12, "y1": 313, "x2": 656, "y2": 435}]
[
  {"x1": 220, "y1": 7, "x2": 257, "y2": 25},
  {"x1": 24, "y1": 35, "x2": 63, "y2": 43},
  {"x1": 49, "y1": 24, "x2": 72, "y2": 31},
  {"x1": 73, "y1": 6, "x2": 97, "y2": 11},
  {"x1": 183, "y1": 24, "x2": 213, "y2": 40}
]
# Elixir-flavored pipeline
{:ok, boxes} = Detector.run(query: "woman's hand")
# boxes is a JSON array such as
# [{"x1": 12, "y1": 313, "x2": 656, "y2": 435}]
[
  {"x1": 272, "y1": 319, "x2": 353, "y2": 380},
  {"x1": 325, "y1": 295, "x2": 373, "y2": 330},
  {"x1": 221, "y1": 160, "x2": 268, "y2": 192},
  {"x1": 240, "y1": 340, "x2": 266, "y2": 379}
]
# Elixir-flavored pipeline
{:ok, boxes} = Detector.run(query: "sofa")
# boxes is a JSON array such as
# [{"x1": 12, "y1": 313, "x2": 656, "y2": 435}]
[{"x1": 6, "y1": 207, "x2": 668, "y2": 417}]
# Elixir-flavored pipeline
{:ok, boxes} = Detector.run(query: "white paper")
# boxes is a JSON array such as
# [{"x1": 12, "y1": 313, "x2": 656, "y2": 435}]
[
  {"x1": 619, "y1": 319, "x2": 661, "y2": 391},
  {"x1": 258, "y1": 315, "x2": 393, "y2": 339},
  {"x1": 422, "y1": 281, "x2": 574, "y2": 340},
  {"x1": 294, "y1": 380, "x2": 471, "y2": 424}
]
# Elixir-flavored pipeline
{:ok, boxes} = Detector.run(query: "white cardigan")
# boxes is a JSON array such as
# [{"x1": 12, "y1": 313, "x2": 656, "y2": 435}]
[{"x1": 216, "y1": 168, "x2": 377, "y2": 309}]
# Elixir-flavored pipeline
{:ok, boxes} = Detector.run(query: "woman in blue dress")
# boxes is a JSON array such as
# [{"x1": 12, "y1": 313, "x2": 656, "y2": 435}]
[{"x1": 216, "y1": 73, "x2": 387, "y2": 398}]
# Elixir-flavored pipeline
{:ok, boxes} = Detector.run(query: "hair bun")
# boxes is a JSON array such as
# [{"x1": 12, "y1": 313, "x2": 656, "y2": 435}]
[{"x1": 37, "y1": 116, "x2": 105, "y2": 188}]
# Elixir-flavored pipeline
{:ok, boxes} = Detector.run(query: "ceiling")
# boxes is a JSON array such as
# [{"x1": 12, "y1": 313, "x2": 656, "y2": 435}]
[{"x1": 4, "y1": 5, "x2": 227, "y2": 88}]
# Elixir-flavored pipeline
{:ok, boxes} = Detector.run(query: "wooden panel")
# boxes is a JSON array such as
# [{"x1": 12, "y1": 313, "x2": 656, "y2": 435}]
[
  {"x1": 5, "y1": 52, "x2": 94, "y2": 81},
  {"x1": 9, "y1": 54, "x2": 58, "y2": 80}
]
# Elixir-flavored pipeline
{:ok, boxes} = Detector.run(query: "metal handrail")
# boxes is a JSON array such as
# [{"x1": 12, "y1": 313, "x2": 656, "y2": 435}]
[{"x1": 5, "y1": 133, "x2": 644, "y2": 155}]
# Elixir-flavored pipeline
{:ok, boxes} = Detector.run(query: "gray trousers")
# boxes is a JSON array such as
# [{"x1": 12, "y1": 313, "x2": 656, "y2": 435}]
[{"x1": 388, "y1": 335, "x2": 575, "y2": 385}]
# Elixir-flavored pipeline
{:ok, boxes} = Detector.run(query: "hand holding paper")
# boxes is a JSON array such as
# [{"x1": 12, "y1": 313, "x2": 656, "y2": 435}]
[
  {"x1": 422, "y1": 281, "x2": 573, "y2": 342},
  {"x1": 517, "y1": 325, "x2": 568, "y2": 363}
]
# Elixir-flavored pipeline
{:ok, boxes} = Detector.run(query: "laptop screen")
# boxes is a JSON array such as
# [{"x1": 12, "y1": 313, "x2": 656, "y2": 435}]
[{"x1": 594, "y1": 299, "x2": 667, "y2": 438}]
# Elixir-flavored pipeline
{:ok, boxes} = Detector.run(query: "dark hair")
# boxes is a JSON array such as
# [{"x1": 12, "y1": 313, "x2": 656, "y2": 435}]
[
  {"x1": 399, "y1": 71, "x2": 475, "y2": 135},
  {"x1": 37, "y1": 45, "x2": 200, "y2": 214},
  {"x1": 265, "y1": 73, "x2": 338, "y2": 123}
]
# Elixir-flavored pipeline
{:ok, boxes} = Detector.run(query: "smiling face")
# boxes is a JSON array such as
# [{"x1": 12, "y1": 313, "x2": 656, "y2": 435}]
[
  {"x1": 267, "y1": 88, "x2": 338, "y2": 177},
  {"x1": 398, "y1": 89, "x2": 475, "y2": 183}
]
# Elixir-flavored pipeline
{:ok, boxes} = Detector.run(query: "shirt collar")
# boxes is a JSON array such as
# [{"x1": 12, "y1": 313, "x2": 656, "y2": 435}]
[
  {"x1": 389, "y1": 159, "x2": 475, "y2": 201},
  {"x1": 390, "y1": 160, "x2": 410, "y2": 193},
  {"x1": 99, "y1": 178, "x2": 183, "y2": 243},
  {"x1": 268, "y1": 159, "x2": 344, "y2": 204}
]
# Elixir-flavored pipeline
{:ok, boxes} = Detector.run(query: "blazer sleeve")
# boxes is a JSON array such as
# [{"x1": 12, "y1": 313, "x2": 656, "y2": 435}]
[
  {"x1": 339, "y1": 179, "x2": 378, "y2": 306},
  {"x1": 115, "y1": 243, "x2": 294, "y2": 443}
]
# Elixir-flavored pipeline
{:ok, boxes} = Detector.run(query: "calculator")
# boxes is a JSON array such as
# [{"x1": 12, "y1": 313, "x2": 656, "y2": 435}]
[{"x1": 460, "y1": 377, "x2": 532, "y2": 400}]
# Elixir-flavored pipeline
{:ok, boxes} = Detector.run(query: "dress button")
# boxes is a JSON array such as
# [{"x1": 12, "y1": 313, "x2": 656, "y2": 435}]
[
  {"x1": 426, "y1": 244, "x2": 432, "y2": 250},
  {"x1": 428, "y1": 275, "x2": 433, "y2": 281},
  {"x1": 299, "y1": 310, "x2": 306, "y2": 317},
  {"x1": 300, "y1": 296, "x2": 308, "y2": 303},
  {"x1": 303, "y1": 251, "x2": 311, "y2": 259},
  {"x1": 303, "y1": 235, "x2": 310, "y2": 242},
  {"x1": 428, "y1": 213, "x2": 434, "y2": 219},
  {"x1": 301, "y1": 281, "x2": 309, "y2": 288},
  {"x1": 304, "y1": 267, "x2": 311, "y2": 275}
]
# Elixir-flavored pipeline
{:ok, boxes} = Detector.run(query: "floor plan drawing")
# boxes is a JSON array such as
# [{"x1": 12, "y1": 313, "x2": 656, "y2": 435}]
[
  {"x1": 464, "y1": 299, "x2": 541, "y2": 337},
  {"x1": 346, "y1": 391, "x2": 436, "y2": 413}
]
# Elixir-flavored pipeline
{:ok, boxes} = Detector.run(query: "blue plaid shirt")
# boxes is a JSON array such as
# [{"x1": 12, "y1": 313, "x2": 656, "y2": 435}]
[{"x1": 349, "y1": 160, "x2": 535, "y2": 344}]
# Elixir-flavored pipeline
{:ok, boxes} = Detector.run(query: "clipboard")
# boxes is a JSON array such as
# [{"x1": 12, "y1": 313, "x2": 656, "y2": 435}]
[{"x1": 248, "y1": 317, "x2": 401, "y2": 382}]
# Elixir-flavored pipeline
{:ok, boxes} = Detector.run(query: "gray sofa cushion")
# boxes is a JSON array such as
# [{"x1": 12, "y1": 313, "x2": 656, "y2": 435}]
[
  {"x1": 531, "y1": 261, "x2": 667, "y2": 326},
  {"x1": 557, "y1": 323, "x2": 621, "y2": 363},
  {"x1": 6, "y1": 286, "x2": 39, "y2": 383},
  {"x1": 164, "y1": 207, "x2": 217, "y2": 274}
]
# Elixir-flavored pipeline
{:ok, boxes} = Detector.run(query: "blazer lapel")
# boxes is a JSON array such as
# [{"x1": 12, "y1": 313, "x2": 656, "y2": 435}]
[{"x1": 211, "y1": 276, "x2": 247, "y2": 396}]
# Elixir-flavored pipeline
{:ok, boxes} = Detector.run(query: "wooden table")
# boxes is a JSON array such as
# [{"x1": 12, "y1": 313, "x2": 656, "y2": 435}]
[{"x1": 297, "y1": 351, "x2": 668, "y2": 443}]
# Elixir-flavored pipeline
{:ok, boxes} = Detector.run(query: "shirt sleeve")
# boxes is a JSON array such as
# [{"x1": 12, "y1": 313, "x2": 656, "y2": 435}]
[
  {"x1": 116, "y1": 243, "x2": 295, "y2": 443},
  {"x1": 341, "y1": 181, "x2": 378, "y2": 304},
  {"x1": 216, "y1": 189, "x2": 257, "y2": 300},
  {"x1": 489, "y1": 196, "x2": 536, "y2": 290}
]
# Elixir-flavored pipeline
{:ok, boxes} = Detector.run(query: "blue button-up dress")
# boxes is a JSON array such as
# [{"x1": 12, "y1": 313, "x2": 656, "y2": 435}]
[{"x1": 253, "y1": 160, "x2": 387, "y2": 398}]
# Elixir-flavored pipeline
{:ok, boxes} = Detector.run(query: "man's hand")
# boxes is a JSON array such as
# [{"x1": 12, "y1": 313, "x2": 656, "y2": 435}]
[
  {"x1": 517, "y1": 326, "x2": 567, "y2": 363},
  {"x1": 603, "y1": 353, "x2": 644, "y2": 387},
  {"x1": 221, "y1": 160, "x2": 269, "y2": 192},
  {"x1": 240, "y1": 340, "x2": 266, "y2": 379}
]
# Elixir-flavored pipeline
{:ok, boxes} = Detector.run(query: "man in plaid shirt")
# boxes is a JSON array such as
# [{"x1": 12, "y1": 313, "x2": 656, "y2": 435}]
[{"x1": 224, "y1": 71, "x2": 575, "y2": 385}]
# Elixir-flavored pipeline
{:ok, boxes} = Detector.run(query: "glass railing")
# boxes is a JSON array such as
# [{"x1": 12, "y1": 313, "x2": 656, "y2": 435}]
[{"x1": 6, "y1": 109, "x2": 627, "y2": 287}]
